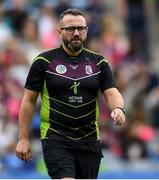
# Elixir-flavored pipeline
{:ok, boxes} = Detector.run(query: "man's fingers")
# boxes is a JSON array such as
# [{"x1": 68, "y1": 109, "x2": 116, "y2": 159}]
[
  {"x1": 26, "y1": 151, "x2": 32, "y2": 161},
  {"x1": 16, "y1": 148, "x2": 32, "y2": 162},
  {"x1": 111, "y1": 109, "x2": 126, "y2": 125},
  {"x1": 16, "y1": 152, "x2": 31, "y2": 162}
]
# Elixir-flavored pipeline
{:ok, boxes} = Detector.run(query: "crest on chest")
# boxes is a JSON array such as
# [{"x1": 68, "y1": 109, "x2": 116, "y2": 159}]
[{"x1": 85, "y1": 65, "x2": 93, "y2": 75}]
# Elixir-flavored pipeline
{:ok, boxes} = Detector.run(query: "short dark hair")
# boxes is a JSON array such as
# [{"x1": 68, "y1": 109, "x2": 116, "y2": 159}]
[{"x1": 59, "y1": 8, "x2": 84, "y2": 19}]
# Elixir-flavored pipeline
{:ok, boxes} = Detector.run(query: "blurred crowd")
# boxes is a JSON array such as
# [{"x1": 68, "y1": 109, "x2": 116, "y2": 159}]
[{"x1": 0, "y1": 0, "x2": 159, "y2": 177}]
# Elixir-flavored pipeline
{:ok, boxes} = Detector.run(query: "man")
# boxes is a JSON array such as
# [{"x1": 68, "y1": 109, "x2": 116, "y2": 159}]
[{"x1": 16, "y1": 8, "x2": 126, "y2": 179}]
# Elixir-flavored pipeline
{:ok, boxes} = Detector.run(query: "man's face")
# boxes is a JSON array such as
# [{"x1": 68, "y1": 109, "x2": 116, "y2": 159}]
[{"x1": 59, "y1": 15, "x2": 88, "y2": 53}]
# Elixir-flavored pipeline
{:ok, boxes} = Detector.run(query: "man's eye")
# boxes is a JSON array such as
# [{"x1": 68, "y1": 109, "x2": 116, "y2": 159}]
[
  {"x1": 78, "y1": 27, "x2": 84, "y2": 31},
  {"x1": 67, "y1": 27, "x2": 75, "y2": 32}
]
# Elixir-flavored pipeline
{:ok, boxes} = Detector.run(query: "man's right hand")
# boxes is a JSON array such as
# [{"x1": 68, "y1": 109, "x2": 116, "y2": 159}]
[{"x1": 16, "y1": 139, "x2": 32, "y2": 162}]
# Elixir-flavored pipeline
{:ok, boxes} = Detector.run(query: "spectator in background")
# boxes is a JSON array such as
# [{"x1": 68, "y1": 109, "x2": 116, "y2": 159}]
[
  {"x1": 38, "y1": 3, "x2": 59, "y2": 49},
  {"x1": 19, "y1": 17, "x2": 42, "y2": 65},
  {"x1": 100, "y1": 13, "x2": 129, "y2": 68},
  {"x1": 54, "y1": 0, "x2": 71, "y2": 17},
  {"x1": 0, "y1": 1, "x2": 13, "y2": 49},
  {"x1": 120, "y1": 93, "x2": 155, "y2": 160},
  {"x1": 5, "y1": 0, "x2": 29, "y2": 36},
  {"x1": 124, "y1": 0, "x2": 149, "y2": 63},
  {"x1": 85, "y1": 0, "x2": 105, "y2": 39}
]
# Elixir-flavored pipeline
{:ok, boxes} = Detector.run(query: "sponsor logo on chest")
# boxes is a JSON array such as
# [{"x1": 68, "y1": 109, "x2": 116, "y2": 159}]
[{"x1": 68, "y1": 96, "x2": 83, "y2": 103}]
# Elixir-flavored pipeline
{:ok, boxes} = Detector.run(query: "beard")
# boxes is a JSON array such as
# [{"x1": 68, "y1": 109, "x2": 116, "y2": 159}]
[{"x1": 63, "y1": 37, "x2": 85, "y2": 52}]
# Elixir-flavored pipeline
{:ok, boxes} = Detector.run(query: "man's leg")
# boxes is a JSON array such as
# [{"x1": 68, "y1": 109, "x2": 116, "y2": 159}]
[
  {"x1": 75, "y1": 151, "x2": 102, "y2": 179},
  {"x1": 42, "y1": 141, "x2": 76, "y2": 179}
]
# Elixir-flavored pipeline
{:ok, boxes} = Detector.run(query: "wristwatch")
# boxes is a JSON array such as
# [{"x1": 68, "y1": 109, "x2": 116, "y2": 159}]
[{"x1": 115, "y1": 107, "x2": 125, "y2": 114}]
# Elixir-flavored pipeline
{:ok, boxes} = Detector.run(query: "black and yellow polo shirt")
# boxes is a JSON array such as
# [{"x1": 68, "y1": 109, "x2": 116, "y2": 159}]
[{"x1": 25, "y1": 46, "x2": 116, "y2": 142}]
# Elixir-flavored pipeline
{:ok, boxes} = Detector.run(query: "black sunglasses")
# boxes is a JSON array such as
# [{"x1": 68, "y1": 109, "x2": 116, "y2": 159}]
[{"x1": 60, "y1": 26, "x2": 88, "y2": 33}]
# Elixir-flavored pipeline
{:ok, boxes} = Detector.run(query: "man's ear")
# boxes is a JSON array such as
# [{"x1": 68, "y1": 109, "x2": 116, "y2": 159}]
[{"x1": 57, "y1": 28, "x2": 62, "y2": 37}]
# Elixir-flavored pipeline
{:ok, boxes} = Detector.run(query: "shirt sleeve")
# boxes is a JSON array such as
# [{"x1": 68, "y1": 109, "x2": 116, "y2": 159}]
[
  {"x1": 99, "y1": 60, "x2": 116, "y2": 92},
  {"x1": 25, "y1": 58, "x2": 49, "y2": 92}
]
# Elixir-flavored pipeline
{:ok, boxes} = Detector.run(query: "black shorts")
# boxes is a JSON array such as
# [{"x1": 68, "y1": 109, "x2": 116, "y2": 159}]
[{"x1": 42, "y1": 139, "x2": 103, "y2": 179}]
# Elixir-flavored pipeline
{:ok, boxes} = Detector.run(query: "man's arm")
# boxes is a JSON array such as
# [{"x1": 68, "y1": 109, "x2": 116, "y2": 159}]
[
  {"x1": 16, "y1": 89, "x2": 39, "y2": 162},
  {"x1": 103, "y1": 87, "x2": 126, "y2": 125}
]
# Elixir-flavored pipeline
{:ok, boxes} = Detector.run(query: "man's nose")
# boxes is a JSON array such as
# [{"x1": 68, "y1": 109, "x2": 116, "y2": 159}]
[{"x1": 73, "y1": 29, "x2": 80, "y2": 35}]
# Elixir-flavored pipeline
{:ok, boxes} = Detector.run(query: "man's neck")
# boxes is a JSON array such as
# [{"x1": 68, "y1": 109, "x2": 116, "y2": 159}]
[{"x1": 62, "y1": 44, "x2": 82, "y2": 56}]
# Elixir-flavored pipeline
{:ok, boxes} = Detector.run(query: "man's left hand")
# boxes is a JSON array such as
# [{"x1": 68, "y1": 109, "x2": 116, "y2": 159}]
[{"x1": 111, "y1": 108, "x2": 126, "y2": 125}]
